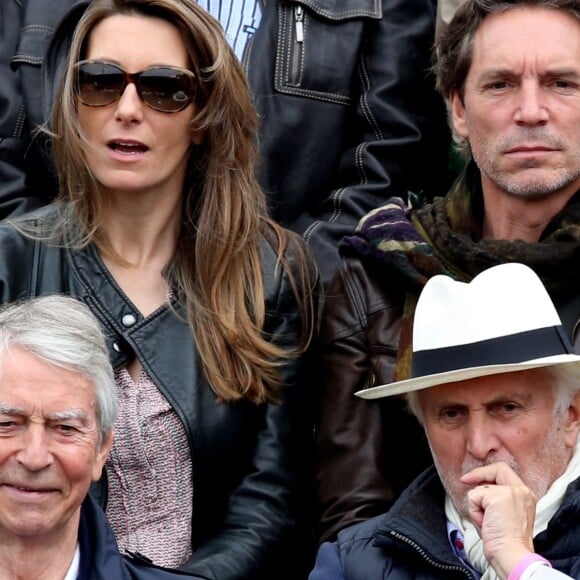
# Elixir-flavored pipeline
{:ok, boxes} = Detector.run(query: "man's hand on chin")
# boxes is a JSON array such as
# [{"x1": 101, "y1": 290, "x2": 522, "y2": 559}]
[{"x1": 460, "y1": 462, "x2": 537, "y2": 580}]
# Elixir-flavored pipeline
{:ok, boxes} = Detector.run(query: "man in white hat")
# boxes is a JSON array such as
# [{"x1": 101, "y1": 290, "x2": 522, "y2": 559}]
[
  {"x1": 311, "y1": 263, "x2": 580, "y2": 580},
  {"x1": 316, "y1": 0, "x2": 580, "y2": 544}
]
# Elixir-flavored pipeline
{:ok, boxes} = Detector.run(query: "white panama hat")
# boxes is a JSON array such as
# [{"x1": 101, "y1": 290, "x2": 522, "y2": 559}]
[{"x1": 356, "y1": 262, "x2": 580, "y2": 399}]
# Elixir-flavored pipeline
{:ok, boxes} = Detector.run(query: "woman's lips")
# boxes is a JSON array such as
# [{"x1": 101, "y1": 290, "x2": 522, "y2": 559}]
[{"x1": 106, "y1": 139, "x2": 149, "y2": 161}]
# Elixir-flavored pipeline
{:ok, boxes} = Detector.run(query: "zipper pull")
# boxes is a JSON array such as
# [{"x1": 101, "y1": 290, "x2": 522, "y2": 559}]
[{"x1": 294, "y1": 5, "x2": 304, "y2": 43}]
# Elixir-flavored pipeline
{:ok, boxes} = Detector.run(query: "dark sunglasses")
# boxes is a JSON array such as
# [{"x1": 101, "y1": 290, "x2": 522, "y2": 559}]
[{"x1": 74, "y1": 60, "x2": 196, "y2": 113}]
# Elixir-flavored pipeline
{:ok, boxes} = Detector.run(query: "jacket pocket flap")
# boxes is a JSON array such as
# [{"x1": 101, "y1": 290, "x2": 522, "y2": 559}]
[
  {"x1": 293, "y1": 0, "x2": 381, "y2": 21},
  {"x1": 12, "y1": 25, "x2": 54, "y2": 67}
]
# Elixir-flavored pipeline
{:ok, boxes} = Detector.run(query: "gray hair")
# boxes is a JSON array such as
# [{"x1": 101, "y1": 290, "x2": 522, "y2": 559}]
[
  {"x1": 0, "y1": 296, "x2": 117, "y2": 443},
  {"x1": 433, "y1": 0, "x2": 580, "y2": 157},
  {"x1": 406, "y1": 364, "x2": 580, "y2": 424},
  {"x1": 547, "y1": 363, "x2": 580, "y2": 414}
]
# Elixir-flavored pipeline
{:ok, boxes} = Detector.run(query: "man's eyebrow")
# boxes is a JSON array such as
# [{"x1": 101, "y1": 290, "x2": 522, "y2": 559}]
[
  {"x1": 0, "y1": 402, "x2": 26, "y2": 415},
  {"x1": 483, "y1": 392, "x2": 534, "y2": 405},
  {"x1": 0, "y1": 404, "x2": 91, "y2": 424},
  {"x1": 543, "y1": 68, "x2": 580, "y2": 78},
  {"x1": 533, "y1": 68, "x2": 580, "y2": 87},
  {"x1": 478, "y1": 67, "x2": 580, "y2": 82},
  {"x1": 48, "y1": 409, "x2": 90, "y2": 423},
  {"x1": 477, "y1": 68, "x2": 517, "y2": 82},
  {"x1": 428, "y1": 400, "x2": 467, "y2": 411}
]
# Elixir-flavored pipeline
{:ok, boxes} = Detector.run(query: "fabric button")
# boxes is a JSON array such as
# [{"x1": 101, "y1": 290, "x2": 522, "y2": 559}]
[
  {"x1": 122, "y1": 314, "x2": 137, "y2": 327},
  {"x1": 113, "y1": 341, "x2": 121, "y2": 353}
]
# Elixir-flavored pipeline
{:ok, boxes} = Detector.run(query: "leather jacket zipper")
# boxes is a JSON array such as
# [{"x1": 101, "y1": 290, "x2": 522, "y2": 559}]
[
  {"x1": 290, "y1": 5, "x2": 305, "y2": 84},
  {"x1": 294, "y1": 5, "x2": 304, "y2": 42},
  {"x1": 389, "y1": 531, "x2": 475, "y2": 578}
]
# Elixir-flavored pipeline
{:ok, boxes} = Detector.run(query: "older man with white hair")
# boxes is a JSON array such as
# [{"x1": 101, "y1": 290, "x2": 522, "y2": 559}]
[
  {"x1": 0, "y1": 295, "x2": 190, "y2": 579},
  {"x1": 311, "y1": 263, "x2": 580, "y2": 580}
]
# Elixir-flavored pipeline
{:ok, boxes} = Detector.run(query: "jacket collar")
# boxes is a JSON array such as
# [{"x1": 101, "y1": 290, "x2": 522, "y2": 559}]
[
  {"x1": 372, "y1": 467, "x2": 464, "y2": 570},
  {"x1": 374, "y1": 467, "x2": 580, "y2": 575},
  {"x1": 68, "y1": 243, "x2": 201, "y2": 452}
]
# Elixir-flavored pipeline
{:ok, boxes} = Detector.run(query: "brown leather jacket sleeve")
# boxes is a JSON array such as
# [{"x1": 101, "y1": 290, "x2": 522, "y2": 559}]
[{"x1": 315, "y1": 257, "x2": 432, "y2": 542}]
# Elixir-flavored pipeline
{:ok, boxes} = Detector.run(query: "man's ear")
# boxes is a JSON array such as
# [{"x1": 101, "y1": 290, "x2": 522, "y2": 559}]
[
  {"x1": 563, "y1": 393, "x2": 580, "y2": 450},
  {"x1": 450, "y1": 91, "x2": 469, "y2": 139},
  {"x1": 92, "y1": 429, "x2": 114, "y2": 482}
]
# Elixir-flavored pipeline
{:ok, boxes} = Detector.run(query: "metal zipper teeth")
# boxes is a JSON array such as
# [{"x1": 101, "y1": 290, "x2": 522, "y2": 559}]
[{"x1": 389, "y1": 531, "x2": 475, "y2": 579}]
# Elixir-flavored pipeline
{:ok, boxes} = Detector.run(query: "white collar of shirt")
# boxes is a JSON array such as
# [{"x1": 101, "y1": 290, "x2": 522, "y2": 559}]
[{"x1": 63, "y1": 543, "x2": 80, "y2": 580}]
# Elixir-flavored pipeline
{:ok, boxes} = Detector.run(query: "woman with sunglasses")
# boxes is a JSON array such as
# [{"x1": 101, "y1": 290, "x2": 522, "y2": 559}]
[{"x1": 0, "y1": 0, "x2": 317, "y2": 578}]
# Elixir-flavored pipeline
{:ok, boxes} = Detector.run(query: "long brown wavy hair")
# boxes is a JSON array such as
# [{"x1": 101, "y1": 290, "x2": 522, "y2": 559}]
[{"x1": 46, "y1": 0, "x2": 316, "y2": 403}]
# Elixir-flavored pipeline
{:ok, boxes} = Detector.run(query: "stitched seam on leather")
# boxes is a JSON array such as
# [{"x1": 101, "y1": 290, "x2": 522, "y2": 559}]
[
  {"x1": 14, "y1": 105, "x2": 26, "y2": 137},
  {"x1": 274, "y1": 4, "x2": 288, "y2": 92},
  {"x1": 11, "y1": 55, "x2": 43, "y2": 65},
  {"x1": 302, "y1": 219, "x2": 315, "y2": 243},
  {"x1": 352, "y1": 56, "x2": 379, "y2": 186},
  {"x1": 367, "y1": 298, "x2": 394, "y2": 314},
  {"x1": 303, "y1": 184, "x2": 347, "y2": 244},
  {"x1": 274, "y1": 4, "x2": 350, "y2": 104},
  {"x1": 328, "y1": 323, "x2": 367, "y2": 342},
  {"x1": 13, "y1": 25, "x2": 54, "y2": 62},
  {"x1": 355, "y1": 142, "x2": 368, "y2": 185},
  {"x1": 344, "y1": 266, "x2": 367, "y2": 329},
  {"x1": 358, "y1": 60, "x2": 382, "y2": 140},
  {"x1": 329, "y1": 188, "x2": 346, "y2": 223},
  {"x1": 276, "y1": 84, "x2": 350, "y2": 104},
  {"x1": 21, "y1": 24, "x2": 54, "y2": 32},
  {"x1": 10, "y1": 104, "x2": 26, "y2": 138},
  {"x1": 296, "y1": 0, "x2": 381, "y2": 19}
]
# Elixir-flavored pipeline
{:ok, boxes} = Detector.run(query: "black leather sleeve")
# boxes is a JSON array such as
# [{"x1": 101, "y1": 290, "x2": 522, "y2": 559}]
[
  {"x1": 249, "y1": 0, "x2": 451, "y2": 287},
  {"x1": 296, "y1": 0, "x2": 450, "y2": 285},
  {"x1": 0, "y1": 0, "x2": 32, "y2": 217},
  {"x1": 0, "y1": 0, "x2": 85, "y2": 220}
]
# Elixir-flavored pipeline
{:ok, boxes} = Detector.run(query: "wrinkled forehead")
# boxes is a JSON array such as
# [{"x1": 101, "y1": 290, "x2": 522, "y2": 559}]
[
  {"x1": 0, "y1": 346, "x2": 99, "y2": 425},
  {"x1": 417, "y1": 368, "x2": 555, "y2": 409},
  {"x1": 469, "y1": 7, "x2": 580, "y2": 79}
]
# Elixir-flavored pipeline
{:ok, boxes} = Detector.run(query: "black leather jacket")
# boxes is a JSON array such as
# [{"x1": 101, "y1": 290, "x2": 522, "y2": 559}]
[
  {"x1": 0, "y1": 209, "x2": 315, "y2": 580},
  {"x1": 0, "y1": 0, "x2": 450, "y2": 285}
]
